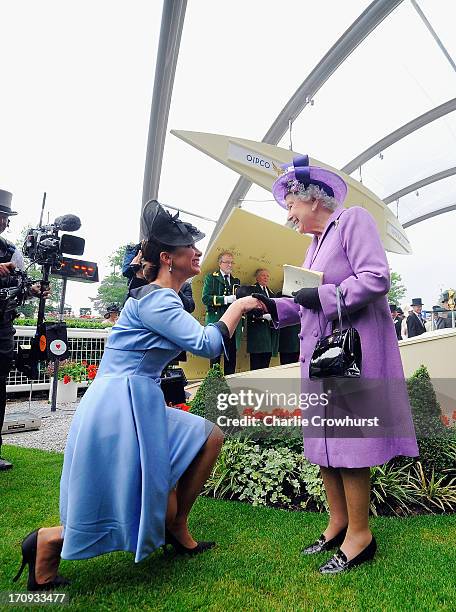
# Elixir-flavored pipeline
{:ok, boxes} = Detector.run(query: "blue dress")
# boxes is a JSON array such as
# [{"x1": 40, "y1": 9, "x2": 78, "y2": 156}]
[{"x1": 59, "y1": 286, "x2": 225, "y2": 563}]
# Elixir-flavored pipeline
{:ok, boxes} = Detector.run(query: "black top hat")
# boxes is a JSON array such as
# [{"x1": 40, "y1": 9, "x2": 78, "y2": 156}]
[
  {"x1": 432, "y1": 305, "x2": 443, "y2": 312},
  {"x1": 396, "y1": 307, "x2": 404, "y2": 315},
  {"x1": 411, "y1": 298, "x2": 423, "y2": 306},
  {"x1": 140, "y1": 200, "x2": 205, "y2": 247},
  {"x1": 389, "y1": 303, "x2": 398, "y2": 312},
  {"x1": 104, "y1": 303, "x2": 120, "y2": 318},
  {"x1": 0, "y1": 189, "x2": 17, "y2": 216}
]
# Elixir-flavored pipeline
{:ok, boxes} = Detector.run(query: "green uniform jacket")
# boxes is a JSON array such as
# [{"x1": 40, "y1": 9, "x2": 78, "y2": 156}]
[
  {"x1": 246, "y1": 284, "x2": 279, "y2": 355},
  {"x1": 201, "y1": 270, "x2": 242, "y2": 349},
  {"x1": 279, "y1": 324, "x2": 300, "y2": 353}
]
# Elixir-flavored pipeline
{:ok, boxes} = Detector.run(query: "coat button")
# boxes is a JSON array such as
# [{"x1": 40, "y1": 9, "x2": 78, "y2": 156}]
[
  {"x1": 300, "y1": 356, "x2": 306, "y2": 362},
  {"x1": 313, "y1": 330, "x2": 318, "y2": 337},
  {"x1": 298, "y1": 333, "x2": 303, "y2": 340}
]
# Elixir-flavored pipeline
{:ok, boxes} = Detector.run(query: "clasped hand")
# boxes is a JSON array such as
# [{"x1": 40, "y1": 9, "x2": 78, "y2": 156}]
[{"x1": 235, "y1": 295, "x2": 267, "y2": 315}]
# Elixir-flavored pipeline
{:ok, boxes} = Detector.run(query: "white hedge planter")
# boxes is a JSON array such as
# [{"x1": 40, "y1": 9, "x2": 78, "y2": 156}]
[{"x1": 49, "y1": 380, "x2": 78, "y2": 403}]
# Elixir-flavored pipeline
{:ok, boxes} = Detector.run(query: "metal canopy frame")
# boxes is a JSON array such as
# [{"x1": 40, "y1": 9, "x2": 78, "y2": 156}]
[
  {"x1": 411, "y1": 0, "x2": 456, "y2": 74},
  {"x1": 341, "y1": 98, "x2": 456, "y2": 175},
  {"x1": 208, "y1": 0, "x2": 403, "y2": 248},
  {"x1": 384, "y1": 166, "x2": 456, "y2": 204},
  {"x1": 141, "y1": 0, "x2": 187, "y2": 223},
  {"x1": 403, "y1": 203, "x2": 456, "y2": 228}
]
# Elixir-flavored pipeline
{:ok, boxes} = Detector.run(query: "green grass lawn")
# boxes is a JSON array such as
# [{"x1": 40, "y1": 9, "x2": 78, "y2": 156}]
[{"x1": 1, "y1": 444, "x2": 455, "y2": 612}]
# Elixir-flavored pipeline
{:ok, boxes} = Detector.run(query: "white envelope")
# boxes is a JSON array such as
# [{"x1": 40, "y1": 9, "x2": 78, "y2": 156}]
[{"x1": 282, "y1": 264, "x2": 323, "y2": 297}]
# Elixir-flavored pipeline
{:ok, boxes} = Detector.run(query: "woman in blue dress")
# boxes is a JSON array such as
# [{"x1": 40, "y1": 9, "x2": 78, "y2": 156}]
[{"x1": 14, "y1": 201, "x2": 262, "y2": 590}]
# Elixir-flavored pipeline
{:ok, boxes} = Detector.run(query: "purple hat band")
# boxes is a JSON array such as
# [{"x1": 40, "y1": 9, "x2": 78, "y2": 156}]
[{"x1": 272, "y1": 154, "x2": 348, "y2": 209}]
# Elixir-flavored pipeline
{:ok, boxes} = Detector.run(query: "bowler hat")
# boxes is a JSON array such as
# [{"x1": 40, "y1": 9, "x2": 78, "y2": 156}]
[
  {"x1": 411, "y1": 298, "x2": 423, "y2": 306},
  {"x1": 0, "y1": 189, "x2": 17, "y2": 216}
]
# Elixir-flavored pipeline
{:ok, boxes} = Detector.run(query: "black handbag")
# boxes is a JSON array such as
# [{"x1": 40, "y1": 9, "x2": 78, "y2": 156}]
[{"x1": 309, "y1": 287, "x2": 362, "y2": 379}]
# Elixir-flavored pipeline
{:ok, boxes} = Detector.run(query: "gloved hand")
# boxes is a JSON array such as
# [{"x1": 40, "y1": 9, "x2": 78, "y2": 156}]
[
  {"x1": 262, "y1": 313, "x2": 272, "y2": 322},
  {"x1": 224, "y1": 294, "x2": 236, "y2": 305},
  {"x1": 292, "y1": 287, "x2": 321, "y2": 309},
  {"x1": 251, "y1": 293, "x2": 278, "y2": 321}
]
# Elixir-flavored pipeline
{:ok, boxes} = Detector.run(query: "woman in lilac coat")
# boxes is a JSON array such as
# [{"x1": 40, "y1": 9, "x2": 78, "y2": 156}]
[{"x1": 255, "y1": 155, "x2": 418, "y2": 574}]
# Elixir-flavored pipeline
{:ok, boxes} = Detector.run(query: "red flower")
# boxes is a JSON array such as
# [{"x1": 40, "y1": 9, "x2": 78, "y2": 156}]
[
  {"x1": 441, "y1": 415, "x2": 450, "y2": 427},
  {"x1": 63, "y1": 375, "x2": 71, "y2": 384},
  {"x1": 81, "y1": 360, "x2": 88, "y2": 366},
  {"x1": 173, "y1": 403, "x2": 190, "y2": 412},
  {"x1": 87, "y1": 370, "x2": 97, "y2": 380},
  {"x1": 452, "y1": 410, "x2": 456, "y2": 422}
]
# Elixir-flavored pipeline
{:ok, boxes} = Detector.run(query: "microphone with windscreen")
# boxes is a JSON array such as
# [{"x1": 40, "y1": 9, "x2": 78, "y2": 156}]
[{"x1": 54, "y1": 214, "x2": 82, "y2": 232}]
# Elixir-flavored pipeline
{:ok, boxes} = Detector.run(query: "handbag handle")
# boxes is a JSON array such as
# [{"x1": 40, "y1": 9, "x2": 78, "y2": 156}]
[{"x1": 335, "y1": 286, "x2": 353, "y2": 331}]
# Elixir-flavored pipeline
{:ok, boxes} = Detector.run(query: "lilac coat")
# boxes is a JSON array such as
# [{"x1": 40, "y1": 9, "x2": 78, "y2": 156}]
[{"x1": 275, "y1": 205, "x2": 418, "y2": 468}]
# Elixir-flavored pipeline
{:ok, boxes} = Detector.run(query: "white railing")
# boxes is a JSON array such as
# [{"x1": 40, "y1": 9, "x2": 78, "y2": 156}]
[{"x1": 6, "y1": 326, "x2": 109, "y2": 393}]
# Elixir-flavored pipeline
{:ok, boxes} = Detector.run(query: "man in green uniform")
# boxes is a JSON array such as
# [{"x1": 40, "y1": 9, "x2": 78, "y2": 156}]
[
  {"x1": 246, "y1": 269, "x2": 279, "y2": 370},
  {"x1": 201, "y1": 251, "x2": 241, "y2": 374}
]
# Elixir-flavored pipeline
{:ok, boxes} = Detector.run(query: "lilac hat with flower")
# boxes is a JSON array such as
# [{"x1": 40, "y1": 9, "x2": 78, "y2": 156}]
[{"x1": 272, "y1": 154, "x2": 348, "y2": 208}]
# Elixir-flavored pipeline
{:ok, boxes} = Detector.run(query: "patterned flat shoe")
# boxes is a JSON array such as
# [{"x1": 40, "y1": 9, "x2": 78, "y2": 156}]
[
  {"x1": 301, "y1": 527, "x2": 347, "y2": 555},
  {"x1": 319, "y1": 537, "x2": 377, "y2": 574}
]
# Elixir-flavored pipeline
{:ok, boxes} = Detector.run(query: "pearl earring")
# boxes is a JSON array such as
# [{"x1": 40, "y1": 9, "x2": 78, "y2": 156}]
[{"x1": 168, "y1": 260, "x2": 173, "y2": 273}]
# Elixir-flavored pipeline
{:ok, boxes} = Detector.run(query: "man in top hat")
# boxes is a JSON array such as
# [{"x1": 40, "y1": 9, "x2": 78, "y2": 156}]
[
  {"x1": 427, "y1": 305, "x2": 450, "y2": 331},
  {"x1": 246, "y1": 269, "x2": 279, "y2": 370},
  {"x1": 201, "y1": 251, "x2": 241, "y2": 375},
  {"x1": 406, "y1": 298, "x2": 426, "y2": 338},
  {"x1": 438, "y1": 290, "x2": 455, "y2": 329},
  {"x1": 389, "y1": 304, "x2": 402, "y2": 340},
  {"x1": 0, "y1": 189, "x2": 49, "y2": 471}
]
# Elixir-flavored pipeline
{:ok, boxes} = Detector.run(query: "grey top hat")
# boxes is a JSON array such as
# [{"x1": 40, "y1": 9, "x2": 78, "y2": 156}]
[{"x1": 0, "y1": 189, "x2": 17, "y2": 216}]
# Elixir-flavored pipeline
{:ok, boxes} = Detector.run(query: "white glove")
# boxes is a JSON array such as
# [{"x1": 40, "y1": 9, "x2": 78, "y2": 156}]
[
  {"x1": 224, "y1": 294, "x2": 236, "y2": 305},
  {"x1": 262, "y1": 313, "x2": 272, "y2": 321}
]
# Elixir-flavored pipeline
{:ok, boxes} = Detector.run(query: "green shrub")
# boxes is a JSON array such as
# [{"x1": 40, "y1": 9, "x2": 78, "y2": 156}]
[
  {"x1": 407, "y1": 365, "x2": 446, "y2": 437},
  {"x1": 370, "y1": 462, "x2": 417, "y2": 516},
  {"x1": 407, "y1": 461, "x2": 456, "y2": 513},
  {"x1": 203, "y1": 438, "x2": 327, "y2": 509},
  {"x1": 15, "y1": 318, "x2": 107, "y2": 329},
  {"x1": 416, "y1": 432, "x2": 456, "y2": 477},
  {"x1": 190, "y1": 364, "x2": 235, "y2": 424}
]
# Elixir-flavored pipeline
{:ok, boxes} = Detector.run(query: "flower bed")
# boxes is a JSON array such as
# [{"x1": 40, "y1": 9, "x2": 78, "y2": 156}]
[{"x1": 194, "y1": 365, "x2": 456, "y2": 515}]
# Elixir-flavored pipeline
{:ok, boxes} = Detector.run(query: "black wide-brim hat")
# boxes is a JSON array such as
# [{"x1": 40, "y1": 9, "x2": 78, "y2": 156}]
[
  {"x1": 104, "y1": 303, "x2": 121, "y2": 318},
  {"x1": 0, "y1": 189, "x2": 18, "y2": 216},
  {"x1": 140, "y1": 200, "x2": 205, "y2": 247}
]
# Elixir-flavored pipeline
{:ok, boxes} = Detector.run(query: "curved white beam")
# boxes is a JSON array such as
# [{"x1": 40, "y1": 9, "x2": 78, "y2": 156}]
[
  {"x1": 141, "y1": 0, "x2": 187, "y2": 217},
  {"x1": 209, "y1": 0, "x2": 404, "y2": 248},
  {"x1": 403, "y1": 204, "x2": 456, "y2": 228},
  {"x1": 342, "y1": 98, "x2": 456, "y2": 175},
  {"x1": 384, "y1": 166, "x2": 456, "y2": 204}
]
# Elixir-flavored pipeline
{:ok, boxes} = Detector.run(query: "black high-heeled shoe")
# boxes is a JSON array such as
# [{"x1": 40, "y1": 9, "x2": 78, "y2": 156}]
[
  {"x1": 301, "y1": 526, "x2": 347, "y2": 555},
  {"x1": 13, "y1": 530, "x2": 70, "y2": 591},
  {"x1": 165, "y1": 528, "x2": 216, "y2": 556},
  {"x1": 319, "y1": 536, "x2": 377, "y2": 574}
]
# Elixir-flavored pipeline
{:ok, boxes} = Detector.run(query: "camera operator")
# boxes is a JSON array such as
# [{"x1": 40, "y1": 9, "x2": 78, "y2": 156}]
[{"x1": 0, "y1": 189, "x2": 49, "y2": 471}]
